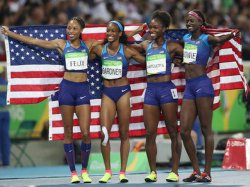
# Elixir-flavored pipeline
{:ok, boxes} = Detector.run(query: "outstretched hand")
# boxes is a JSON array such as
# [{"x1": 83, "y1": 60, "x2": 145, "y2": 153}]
[{"x1": 1, "y1": 26, "x2": 9, "y2": 36}]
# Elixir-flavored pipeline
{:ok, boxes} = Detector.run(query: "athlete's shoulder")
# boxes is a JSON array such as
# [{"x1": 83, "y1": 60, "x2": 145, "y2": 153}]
[{"x1": 183, "y1": 33, "x2": 191, "y2": 40}]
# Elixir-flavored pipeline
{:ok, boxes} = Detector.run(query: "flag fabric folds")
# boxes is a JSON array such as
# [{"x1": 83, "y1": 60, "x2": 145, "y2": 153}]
[{"x1": 4, "y1": 25, "x2": 246, "y2": 140}]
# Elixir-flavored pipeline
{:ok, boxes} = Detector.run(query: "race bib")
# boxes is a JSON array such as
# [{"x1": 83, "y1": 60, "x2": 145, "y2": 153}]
[
  {"x1": 183, "y1": 43, "x2": 198, "y2": 64},
  {"x1": 171, "y1": 88, "x2": 178, "y2": 99},
  {"x1": 102, "y1": 60, "x2": 122, "y2": 79},
  {"x1": 146, "y1": 54, "x2": 166, "y2": 75},
  {"x1": 65, "y1": 52, "x2": 88, "y2": 70}
]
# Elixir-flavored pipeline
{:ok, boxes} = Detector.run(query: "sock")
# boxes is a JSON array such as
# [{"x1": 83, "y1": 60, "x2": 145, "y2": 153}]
[
  {"x1": 64, "y1": 143, "x2": 76, "y2": 172},
  {"x1": 81, "y1": 142, "x2": 91, "y2": 169},
  {"x1": 106, "y1": 169, "x2": 112, "y2": 174},
  {"x1": 81, "y1": 169, "x2": 87, "y2": 174},
  {"x1": 119, "y1": 171, "x2": 125, "y2": 175}
]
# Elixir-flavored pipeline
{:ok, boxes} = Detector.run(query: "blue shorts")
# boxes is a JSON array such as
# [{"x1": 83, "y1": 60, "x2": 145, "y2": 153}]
[
  {"x1": 58, "y1": 79, "x2": 90, "y2": 106},
  {"x1": 183, "y1": 75, "x2": 215, "y2": 100},
  {"x1": 102, "y1": 85, "x2": 131, "y2": 102},
  {"x1": 144, "y1": 81, "x2": 178, "y2": 106}
]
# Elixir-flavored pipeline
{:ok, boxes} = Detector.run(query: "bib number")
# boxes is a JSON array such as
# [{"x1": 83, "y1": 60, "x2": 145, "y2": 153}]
[
  {"x1": 146, "y1": 54, "x2": 166, "y2": 75},
  {"x1": 102, "y1": 60, "x2": 122, "y2": 79},
  {"x1": 183, "y1": 43, "x2": 198, "y2": 64},
  {"x1": 65, "y1": 52, "x2": 88, "y2": 70},
  {"x1": 171, "y1": 88, "x2": 178, "y2": 99}
]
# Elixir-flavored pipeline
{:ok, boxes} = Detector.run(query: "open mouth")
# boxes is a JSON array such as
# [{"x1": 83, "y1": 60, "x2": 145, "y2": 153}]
[{"x1": 107, "y1": 36, "x2": 114, "y2": 40}]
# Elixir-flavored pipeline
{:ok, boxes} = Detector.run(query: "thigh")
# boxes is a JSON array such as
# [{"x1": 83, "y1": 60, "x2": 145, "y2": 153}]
[
  {"x1": 143, "y1": 104, "x2": 160, "y2": 134},
  {"x1": 100, "y1": 95, "x2": 117, "y2": 132},
  {"x1": 161, "y1": 102, "x2": 178, "y2": 132},
  {"x1": 196, "y1": 97, "x2": 213, "y2": 131},
  {"x1": 117, "y1": 91, "x2": 131, "y2": 133},
  {"x1": 180, "y1": 99, "x2": 197, "y2": 131},
  {"x1": 75, "y1": 104, "x2": 91, "y2": 133},
  {"x1": 60, "y1": 105, "x2": 75, "y2": 128}
]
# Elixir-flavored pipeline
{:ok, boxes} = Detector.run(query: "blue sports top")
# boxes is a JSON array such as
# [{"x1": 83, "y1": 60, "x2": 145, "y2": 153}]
[
  {"x1": 101, "y1": 43, "x2": 129, "y2": 80},
  {"x1": 63, "y1": 40, "x2": 89, "y2": 73},
  {"x1": 146, "y1": 40, "x2": 173, "y2": 76},
  {"x1": 183, "y1": 33, "x2": 212, "y2": 67}
]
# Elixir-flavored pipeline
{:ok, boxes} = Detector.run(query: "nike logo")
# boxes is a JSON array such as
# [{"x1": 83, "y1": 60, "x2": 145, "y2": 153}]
[
  {"x1": 121, "y1": 89, "x2": 128, "y2": 93},
  {"x1": 196, "y1": 88, "x2": 202, "y2": 93},
  {"x1": 103, "y1": 57, "x2": 108, "y2": 59},
  {"x1": 80, "y1": 96, "x2": 86, "y2": 99},
  {"x1": 161, "y1": 94, "x2": 167, "y2": 98}
]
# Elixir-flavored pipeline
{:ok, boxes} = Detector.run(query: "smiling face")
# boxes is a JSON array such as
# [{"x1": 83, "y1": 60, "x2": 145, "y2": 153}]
[
  {"x1": 149, "y1": 18, "x2": 166, "y2": 40},
  {"x1": 185, "y1": 15, "x2": 202, "y2": 33},
  {"x1": 66, "y1": 20, "x2": 83, "y2": 41},
  {"x1": 106, "y1": 22, "x2": 122, "y2": 43}
]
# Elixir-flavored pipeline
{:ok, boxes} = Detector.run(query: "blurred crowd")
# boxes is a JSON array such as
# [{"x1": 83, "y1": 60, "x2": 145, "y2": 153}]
[{"x1": 0, "y1": 0, "x2": 250, "y2": 60}]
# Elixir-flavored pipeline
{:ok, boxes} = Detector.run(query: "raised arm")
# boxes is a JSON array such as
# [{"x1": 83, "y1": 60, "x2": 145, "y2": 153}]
[
  {"x1": 90, "y1": 41, "x2": 104, "y2": 58},
  {"x1": 208, "y1": 30, "x2": 240, "y2": 46},
  {"x1": 126, "y1": 23, "x2": 147, "y2": 38},
  {"x1": 125, "y1": 45, "x2": 145, "y2": 64},
  {"x1": 130, "y1": 40, "x2": 150, "y2": 54},
  {"x1": 1, "y1": 26, "x2": 65, "y2": 53},
  {"x1": 86, "y1": 39, "x2": 104, "y2": 53}
]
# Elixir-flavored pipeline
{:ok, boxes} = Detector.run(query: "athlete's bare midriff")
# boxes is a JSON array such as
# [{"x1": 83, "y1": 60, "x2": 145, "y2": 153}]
[
  {"x1": 63, "y1": 71, "x2": 88, "y2": 82},
  {"x1": 147, "y1": 74, "x2": 171, "y2": 83},
  {"x1": 184, "y1": 64, "x2": 206, "y2": 79},
  {"x1": 103, "y1": 76, "x2": 129, "y2": 87}
]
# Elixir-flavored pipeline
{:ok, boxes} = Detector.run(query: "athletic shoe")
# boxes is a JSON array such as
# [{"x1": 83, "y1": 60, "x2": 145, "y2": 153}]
[
  {"x1": 166, "y1": 171, "x2": 179, "y2": 182},
  {"x1": 196, "y1": 172, "x2": 212, "y2": 182},
  {"x1": 119, "y1": 174, "x2": 129, "y2": 183},
  {"x1": 183, "y1": 171, "x2": 201, "y2": 182},
  {"x1": 81, "y1": 171, "x2": 92, "y2": 183},
  {"x1": 99, "y1": 172, "x2": 112, "y2": 183},
  {"x1": 71, "y1": 172, "x2": 80, "y2": 183},
  {"x1": 145, "y1": 171, "x2": 157, "y2": 182}
]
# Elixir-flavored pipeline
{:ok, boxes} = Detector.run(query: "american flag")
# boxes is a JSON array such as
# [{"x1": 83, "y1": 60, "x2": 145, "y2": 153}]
[{"x1": 5, "y1": 25, "x2": 247, "y2": 141}]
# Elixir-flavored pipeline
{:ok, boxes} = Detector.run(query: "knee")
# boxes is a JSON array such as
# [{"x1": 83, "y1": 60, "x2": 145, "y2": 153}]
[
  {"x1": 168, "y1": 131, "x2": 178, "y2": 140},
  {"x1": 180, "y1": 129, "x2": 190, "y2": 141},
  {"x1": 145, "y1": 130, "x2": 156, "y2": 141},
  {"x1": 64, "y1": 126, "x2": 73, "y2": 140},
  {"x1": 167, "y1": 126, "x2": 178, "y2": 140},
  {"x1": 201, "y1": 127, "x2": 213, "y2": 138},
  {"x1": 120, "y1": 131, "x2": 129, "y2": 141},
  {"x1": 101, "y1": 126, "x2": 109, "y2": 146},
  {"x1": 81, "y1": 131, "x2": 90, "y2": 142}
]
